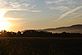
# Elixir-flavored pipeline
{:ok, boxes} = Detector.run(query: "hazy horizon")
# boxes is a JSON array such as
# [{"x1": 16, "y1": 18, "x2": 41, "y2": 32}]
[{"x1": 0, "y1": 0, "x2": 82, "y2": 32}]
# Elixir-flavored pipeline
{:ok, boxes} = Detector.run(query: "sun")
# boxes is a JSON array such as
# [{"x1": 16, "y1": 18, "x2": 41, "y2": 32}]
[
  {"x1": 0, "y1": 9, "x2": 11, "y2": 31},
  {"x1": 0, "y1": 20, "x2": 11, "y2": 30}
]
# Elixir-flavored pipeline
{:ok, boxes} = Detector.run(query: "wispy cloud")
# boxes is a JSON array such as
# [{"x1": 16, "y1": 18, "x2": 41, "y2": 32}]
[
  {"x1": 0, "y1": 1, "x2": 30, "y2": 9},
  {"x1": 57, "y1": 6, "x2": 82, "y2": 21},
  {"x1": 71, "y1": 14, "x2": 82, "y2": 19},
  {"x1": 45, "y1": 0, "x2": 65, "y2": 4},
  {"x1": 0, "y1": 0, "x2": 42, "y2": 13},
  {"x1": 30, "y1": 10, "x2": 41, "y2": 13},
  {"x1": 49, "y1": 6, "x2": 70, "y2": 11}
]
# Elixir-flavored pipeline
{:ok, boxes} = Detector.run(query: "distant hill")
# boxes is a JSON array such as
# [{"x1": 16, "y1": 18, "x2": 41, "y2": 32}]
[{"x1": 44, "y1": 24, "x2": 82, "y2": 33}]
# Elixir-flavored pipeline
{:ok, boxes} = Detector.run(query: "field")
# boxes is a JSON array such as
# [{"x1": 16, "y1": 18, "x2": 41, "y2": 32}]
[{"x1": 0, "y1": 37, "x2": 82, "y2": 55}]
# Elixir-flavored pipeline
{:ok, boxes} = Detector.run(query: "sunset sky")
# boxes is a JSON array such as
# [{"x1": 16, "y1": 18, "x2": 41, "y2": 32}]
[{"x1": 0, "y1": 0, "x2": 82, "y2": 31}]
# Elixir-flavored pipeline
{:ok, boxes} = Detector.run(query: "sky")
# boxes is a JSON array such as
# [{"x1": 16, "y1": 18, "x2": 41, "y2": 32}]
[{"x1": 0, "y1": 0, "x2": 82, "y2": 31}]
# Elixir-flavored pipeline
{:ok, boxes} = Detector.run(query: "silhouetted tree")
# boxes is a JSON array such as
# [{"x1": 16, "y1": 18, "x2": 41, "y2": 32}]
[{"x1": 0, "y1": 30, "x2": 82, "y2": 38}]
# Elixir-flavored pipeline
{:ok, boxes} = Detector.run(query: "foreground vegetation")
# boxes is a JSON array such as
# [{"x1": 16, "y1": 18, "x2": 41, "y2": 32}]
[
  {"x1": 0, "y1": 30, "x2": 82, "y2": 55},
  {"x1": 0, "y1": 37, "x2": 82, "y2": 55}
]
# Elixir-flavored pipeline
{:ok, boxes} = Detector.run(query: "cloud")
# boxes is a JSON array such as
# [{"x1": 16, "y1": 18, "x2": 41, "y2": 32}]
[
  {"x1": 0, "y1": 1, "x2": 30, "y2": 9},
  {"x1": 45, "y1": 0, "x2": 65, "y2": 4},
  {"x1": 45, "y1": 0, "x2": 82, "y2": 9},
  {"x1": 0, "y1": 0, "x2": 40, "y2": 10},
  {"x1": 57, "y1": 6, "x2": 82, "y2": 21},
  {"x1": 4, "y1": 9, "x2": 41, "y2": 20},
  {"x1": 30, "y1": 10, "x2": 41, "y2": 12},
  {"x1": 0, "y1": 0, "x2": 42, "y2": 13},
  {"x1": 71, "y1": 14, "x2": 82, "y2": 19},
  {"x1": 49, "y1": 6, "x2": 70, "y2": 11},
  {"x1": 10, "y1": 2, "x2": 30, "y2": 9}
]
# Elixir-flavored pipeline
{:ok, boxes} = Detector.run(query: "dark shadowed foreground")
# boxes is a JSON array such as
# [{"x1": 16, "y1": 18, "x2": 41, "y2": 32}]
[
  {"x1": 0, "y1": 37, "x2": 82, "y2": 55},
  {"x1": 0, "y1": 30, "x2": 82, "y2": 55}
]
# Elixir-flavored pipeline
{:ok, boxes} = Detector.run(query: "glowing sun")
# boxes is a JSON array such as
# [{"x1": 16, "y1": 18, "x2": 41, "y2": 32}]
[{"x1": 0, "y1": 10, "x2": 11, "y2": 31}]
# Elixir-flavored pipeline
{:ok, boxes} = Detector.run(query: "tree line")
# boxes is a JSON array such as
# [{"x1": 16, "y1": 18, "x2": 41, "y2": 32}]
[{"x1": 0, "y1": 30, "x2": 82, "y2": 37}]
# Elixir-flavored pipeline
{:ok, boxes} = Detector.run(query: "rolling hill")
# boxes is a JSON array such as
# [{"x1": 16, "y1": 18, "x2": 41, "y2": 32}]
[{"x1": 44, "y1": 24, "x2": 82, "y2": 33}]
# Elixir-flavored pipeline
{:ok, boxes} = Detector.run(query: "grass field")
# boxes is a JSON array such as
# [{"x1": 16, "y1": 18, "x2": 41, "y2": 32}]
[{"x1": 0, "y1": 37, "x2": 82, "y2": 55}]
